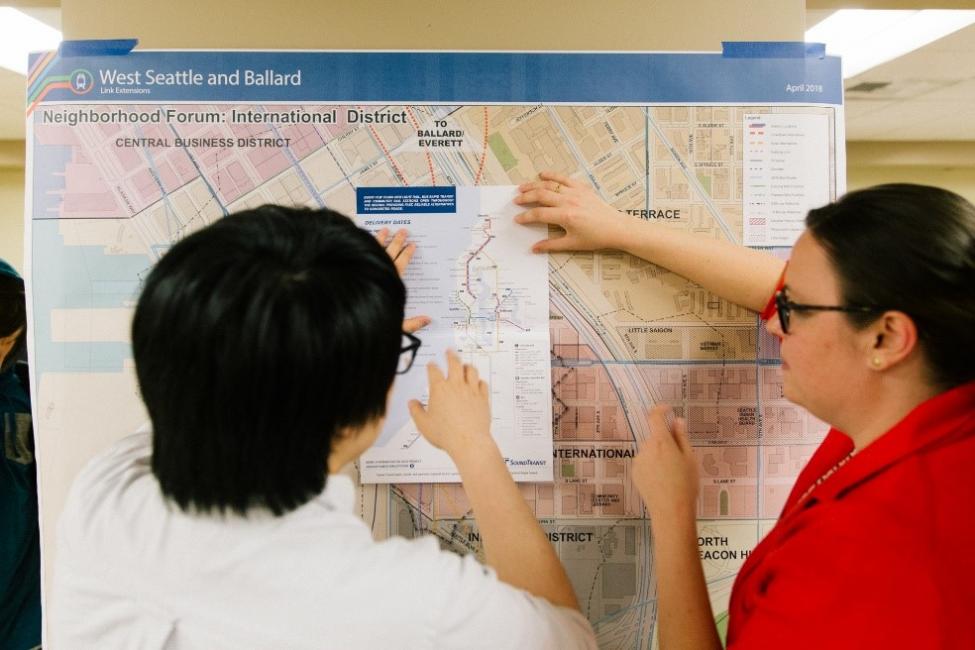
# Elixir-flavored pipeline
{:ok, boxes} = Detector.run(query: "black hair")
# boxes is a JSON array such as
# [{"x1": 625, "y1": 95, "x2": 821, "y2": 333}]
[
  {"x1": 806, "y1": 184, "x2": 975, "y2": 389},
  {"x1": 0, "y1": 272, "x2": 27, "y2": 374},
  {"x1": 132, "y1": 205, "x2": 405, "y2": 516}
]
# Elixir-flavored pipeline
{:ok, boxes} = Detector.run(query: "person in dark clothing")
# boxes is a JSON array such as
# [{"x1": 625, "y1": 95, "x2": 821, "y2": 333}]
[{"x1": 0, "y1": 258, "x2": 40, "y2": 650}]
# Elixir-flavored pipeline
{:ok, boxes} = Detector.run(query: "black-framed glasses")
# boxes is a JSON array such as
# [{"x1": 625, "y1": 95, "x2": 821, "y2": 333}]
[
  {"x1": 397, "y1": 332, "x2": 422, "y2": 374},
  {"x1": 774, "y1": 290, "x2": 887, "y2": 335}
]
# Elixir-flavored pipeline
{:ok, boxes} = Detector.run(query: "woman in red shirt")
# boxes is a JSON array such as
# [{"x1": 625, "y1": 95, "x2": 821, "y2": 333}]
[{"x1": 515, "y1": 172, "x2": 975, "y2": 649}]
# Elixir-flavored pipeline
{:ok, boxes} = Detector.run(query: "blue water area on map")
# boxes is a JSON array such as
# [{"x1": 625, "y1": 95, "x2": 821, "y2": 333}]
[
  {"x1": 30, "y1": 144, "x2": 72, "y2": 220},
  {"x1": 31, "y1": 220, "x2": 150, "y2": 375}
]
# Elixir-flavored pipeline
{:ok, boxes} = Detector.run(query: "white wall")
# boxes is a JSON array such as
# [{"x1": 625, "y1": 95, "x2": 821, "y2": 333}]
[{"x1": 849, "y1": 165, "x2": 975, "y2": 204}]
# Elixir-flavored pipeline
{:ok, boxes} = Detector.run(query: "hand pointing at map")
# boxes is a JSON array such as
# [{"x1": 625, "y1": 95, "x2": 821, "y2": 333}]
[
  {"x1": 374, "y1": 227, "x2": 431, "y2": 333},
  {"x1": 408, "y1": 349, "x2": 581, "y2": 612},
  {"x1": 514, "y1": 170, "x2": 785, "y2": 313},
  {"x1": 513, "y1": 171, "x2": 632, "y2": 253},
  {"x1": 407, "y1": 349, "x2": 491, "y2": 456}
]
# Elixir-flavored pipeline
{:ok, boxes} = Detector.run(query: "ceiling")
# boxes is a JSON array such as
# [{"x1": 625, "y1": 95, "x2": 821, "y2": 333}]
[
  {"x1": 814, "y1": 11, "x2": 975, "y2": 141},
  {"x1": 1, "y1": 7, "x2": 973, "y2": 144}
]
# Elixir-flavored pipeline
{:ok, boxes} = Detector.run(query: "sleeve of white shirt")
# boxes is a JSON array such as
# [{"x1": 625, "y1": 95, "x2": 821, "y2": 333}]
[{"x1": 413, "y1": 536, "x2": 597, "y2": 649}]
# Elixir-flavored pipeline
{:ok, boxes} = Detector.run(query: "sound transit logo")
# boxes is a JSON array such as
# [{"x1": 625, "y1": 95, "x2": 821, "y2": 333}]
[{"x1": 69, "y1": 69, "x2": 94, "y2": 95}]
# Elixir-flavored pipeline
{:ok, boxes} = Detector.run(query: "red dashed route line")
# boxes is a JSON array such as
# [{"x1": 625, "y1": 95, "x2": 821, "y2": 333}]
[
  {"x1": 358, "y1": 105, "x2": 408, "y2": 186},
  {"x1": 406, "y1": 107, "x2": 437, "y2": 186},
  {"x1": 463, "y1": 234, "x2": 494, "y2": 299},
  {"x1": 474, "y1": 106, "x2": 489, "y2": 186}
]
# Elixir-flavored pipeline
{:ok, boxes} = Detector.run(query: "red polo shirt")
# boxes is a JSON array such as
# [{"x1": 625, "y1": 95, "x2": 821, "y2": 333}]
[{"x1": 726, "y1": 355, "x2": 975, "y2": 644}]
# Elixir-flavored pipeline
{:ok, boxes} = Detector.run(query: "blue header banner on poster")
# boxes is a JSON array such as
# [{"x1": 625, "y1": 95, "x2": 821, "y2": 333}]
[{"x1": 27, "y1": 42, "x2": 842, "y2": 107}]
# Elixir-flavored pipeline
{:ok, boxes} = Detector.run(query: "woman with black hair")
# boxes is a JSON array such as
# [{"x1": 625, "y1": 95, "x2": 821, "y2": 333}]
[
  {"x1": 0, "y1": 259, "x2": 40, "y2": 650},
  {"x1": 516, "y1": 172, "x2": 975, "y2": 649}
]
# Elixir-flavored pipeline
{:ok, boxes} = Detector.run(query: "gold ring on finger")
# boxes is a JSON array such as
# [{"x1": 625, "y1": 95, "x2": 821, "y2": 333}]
[{"x1": 554, "y1": 183, "x2": 562, "y2": 193}]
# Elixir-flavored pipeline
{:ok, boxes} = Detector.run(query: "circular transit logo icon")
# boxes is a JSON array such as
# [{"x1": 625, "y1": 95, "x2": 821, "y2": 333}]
[{"x1": 69, "y1": 69, "x2": 94, "y2": 95}]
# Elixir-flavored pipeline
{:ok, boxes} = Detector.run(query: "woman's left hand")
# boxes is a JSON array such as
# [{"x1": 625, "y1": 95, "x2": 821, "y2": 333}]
[
  {"x1": 375, "y1": 228, "x2": 430, "y2": 333},
  {"x1": 514, "y1": 170, "x2": 632, "y2": 254},
  {"x1": 632, "y1": 405, "x2": 699, "y2": 522}
]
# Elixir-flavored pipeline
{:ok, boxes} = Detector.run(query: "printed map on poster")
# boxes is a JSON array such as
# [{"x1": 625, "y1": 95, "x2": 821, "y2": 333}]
[
  {"x1": 27, "y1": 50, "x2": 842, "y2": 649},
  {"x1": 357, "y1": 185, "x2": 553, "y2": 483}
]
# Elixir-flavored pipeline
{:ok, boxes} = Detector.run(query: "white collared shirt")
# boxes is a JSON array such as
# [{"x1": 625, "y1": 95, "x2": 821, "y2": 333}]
[{"x1": 50, "y1": 432, "x2": 596, "y2": 649}]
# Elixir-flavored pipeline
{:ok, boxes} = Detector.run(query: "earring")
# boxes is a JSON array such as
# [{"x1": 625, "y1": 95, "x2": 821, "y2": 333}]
[{"x1": 871, "y1": 357, "x2": 883, "y2": 368}]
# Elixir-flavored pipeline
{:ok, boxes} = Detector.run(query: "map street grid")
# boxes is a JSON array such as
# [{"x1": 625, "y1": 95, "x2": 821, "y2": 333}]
[{"x1": 27, "y1": 50, "x2": 843, "y2": 650}]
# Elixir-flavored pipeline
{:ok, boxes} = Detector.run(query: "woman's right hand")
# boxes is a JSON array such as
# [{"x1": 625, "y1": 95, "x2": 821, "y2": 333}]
[
  {"x1": 514, "y1": 170, "x2": 632, "y2": 253},
  {"x1": 408, "y1": 350, "x2": 494, "y2": 461}
]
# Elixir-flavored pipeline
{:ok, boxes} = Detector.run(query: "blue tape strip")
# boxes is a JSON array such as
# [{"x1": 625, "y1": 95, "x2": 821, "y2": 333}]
[
  {"x1": 722, "y1": 41, "x2": 826, "y2": 59},
  {"x1": 58, "y1": 39, "x2": 138, "y2": 57}
]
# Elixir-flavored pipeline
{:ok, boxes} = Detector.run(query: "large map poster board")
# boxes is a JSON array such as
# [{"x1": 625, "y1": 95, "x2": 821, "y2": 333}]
[{"x1": 26, "y1": 45, "x2": 842, "y2": 648}]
